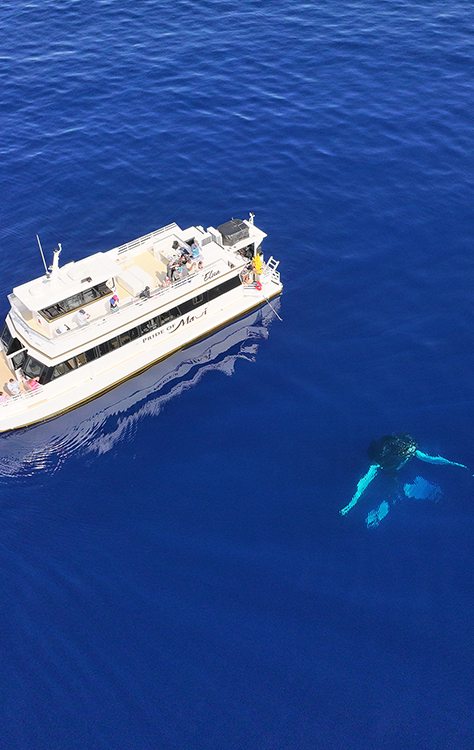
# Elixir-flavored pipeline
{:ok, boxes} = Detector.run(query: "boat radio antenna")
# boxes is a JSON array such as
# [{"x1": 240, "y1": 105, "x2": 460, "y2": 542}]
[{"x1": 36, "y1": 234, "x2": 50, "y2": 278}]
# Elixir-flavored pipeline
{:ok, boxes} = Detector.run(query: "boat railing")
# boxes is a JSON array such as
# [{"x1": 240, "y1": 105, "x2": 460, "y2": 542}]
[
  {"x1": 114, "y1": 223, "x2": 179, "y2": 256},
  {"x1": 41, "y1": 258, "x2": 226, "y2": 345},
  {"x1": 0, "y1": 384, "x2": 44, "y2": 408},
  {"x1": 11, "y1": 255, "x2": 241, "y2": 354}
]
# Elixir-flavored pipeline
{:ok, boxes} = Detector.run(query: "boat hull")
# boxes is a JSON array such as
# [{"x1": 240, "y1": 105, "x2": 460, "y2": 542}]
[{"x1": 0, "y1": 285, "x2": 281, "y2": 432}]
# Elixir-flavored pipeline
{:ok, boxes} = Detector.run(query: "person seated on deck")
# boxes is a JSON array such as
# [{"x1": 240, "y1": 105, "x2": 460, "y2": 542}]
[
  {"x1": 197, "y1": 260, "x2": 204, "y2": 272},
  {"x1": 139, "y1": 286, "x2": 151, "y2": 300},
  {"x1": 76, "y1": 308, "x2": 90, "y2": 326},
  {"x1": 0, "y1": 391, "x2": 9, "y2": 403},
  {"x1": 161, "y1": 276, "x2": 171, "y2": 288},
  {"x1": 25, "y1": 377, "x2": 39, "y2": 392},
  {"x1": 8, "y1": 378, "x2": 21, "y2": 396},
  {"x1": 109, "y1": 294, "x2": 119, "y2": 311}
]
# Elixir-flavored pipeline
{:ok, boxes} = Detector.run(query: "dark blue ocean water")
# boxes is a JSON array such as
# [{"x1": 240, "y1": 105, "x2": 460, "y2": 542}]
[{"x1": 1, "y1": 1, "x2": 474, "y2": 747}]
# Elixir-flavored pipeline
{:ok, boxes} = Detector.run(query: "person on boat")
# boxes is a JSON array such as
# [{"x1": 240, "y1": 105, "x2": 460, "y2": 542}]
[
  {"x1": 0, "y1": 391, "x2": 9, "y2": 403},
  {"x1": 161, "y1": 276, "x2": 171, "y2": 288},
  {"x1": 77, "y1": 308, "x2": 90, "y2": 326},
  {"x1": 252, "y1": 254, "x2": 262, "y2": 282},
  {"x1": 172, "y1": 240, "x2": 189, "y2": 259},
  {"x1": 186, "y1": 258, "x2": 197, "y2": 275},
  {"x1": 8, "y1": 378, "x2": 21, "y2": 396},
  {"x1": 168, "y1": 261, "x2": 179, "y2": 282},
  {"x1": 139, "y1": 286, "x2": 151, "y2": 300},
  {"x1": 25, "y1": 377, "x2": 39, "y2": 391},
  {"x1": 110, "y1": 294, "x2": 119, "y2": 311}
]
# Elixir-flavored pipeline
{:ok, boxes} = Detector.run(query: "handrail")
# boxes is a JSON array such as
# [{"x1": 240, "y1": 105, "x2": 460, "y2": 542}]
[
  {"x1": 9, "y1": 253, "x2": 265, "y2": 361},
  {"x1": 114, "y1": 223, "x2": 179, "y2": 256},
  {"x1": 0, "y1": 384, "x2": 44, "y2": 408},
  {"x1": 11, "y1": 257, "x2": 227, "y2": 354}
]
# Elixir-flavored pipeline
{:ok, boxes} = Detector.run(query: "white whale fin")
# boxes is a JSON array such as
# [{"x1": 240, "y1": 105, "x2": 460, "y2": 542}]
[
  {"x1": 340, "y1": 464, "x2": 379, "y2": 516},
  {"x1": 415, "y1": 450, "x2": 468, "y2": 469}
]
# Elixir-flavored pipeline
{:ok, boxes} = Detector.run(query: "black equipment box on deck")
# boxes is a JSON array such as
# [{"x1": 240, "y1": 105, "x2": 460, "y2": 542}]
[{"x1": 217, "y1": 219, "x2": 249, "y2": 246}]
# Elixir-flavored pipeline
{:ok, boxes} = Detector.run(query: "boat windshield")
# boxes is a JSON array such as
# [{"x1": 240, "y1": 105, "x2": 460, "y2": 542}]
[{"x1": 39, "y1": 282, "x2": 113, "y2": 321}]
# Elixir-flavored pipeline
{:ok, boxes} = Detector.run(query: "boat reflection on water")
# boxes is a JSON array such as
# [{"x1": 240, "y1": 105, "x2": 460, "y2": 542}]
[{"x1": 0, "y1": 303, "x2": 280, "y2": 477}]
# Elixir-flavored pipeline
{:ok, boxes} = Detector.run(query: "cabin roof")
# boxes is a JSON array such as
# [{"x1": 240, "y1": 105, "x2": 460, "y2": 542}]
[{"x1": 13, "y1": 252, "x2": 118, "y2": 311}]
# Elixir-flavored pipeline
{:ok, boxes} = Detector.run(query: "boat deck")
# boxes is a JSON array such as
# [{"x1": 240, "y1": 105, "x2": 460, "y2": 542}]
[
  {"x1": 0, "y1": 350, "x2": 21, "y2": 395},
  {"x1": 116, "y1": 249, "x2": 168, "y2": 300}
]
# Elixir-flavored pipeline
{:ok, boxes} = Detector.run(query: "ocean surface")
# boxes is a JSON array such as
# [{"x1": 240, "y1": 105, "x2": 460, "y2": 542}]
[{"x1": 1, "y1": 1, "x2": 474, "y2": 747}]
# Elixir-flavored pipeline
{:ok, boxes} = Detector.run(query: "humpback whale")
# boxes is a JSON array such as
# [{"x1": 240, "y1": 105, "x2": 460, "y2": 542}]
[{"x1": 340, "y1": 433, "x2": 468, "y2": 516}]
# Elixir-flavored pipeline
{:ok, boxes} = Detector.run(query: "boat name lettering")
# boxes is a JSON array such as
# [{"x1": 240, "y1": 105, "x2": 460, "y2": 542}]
[
  {"x1": 143, "y1": 309, "x2": 207, "y2": 342},
  {"x1": 166, "y1": 309, "x2": 207, "y2": 333},
  {"x1": 142, "y1": 329, "x2": 164, "y2": 343},
  {"x1": 204, "y1": 269, "x2": 220, "y2": 282}
]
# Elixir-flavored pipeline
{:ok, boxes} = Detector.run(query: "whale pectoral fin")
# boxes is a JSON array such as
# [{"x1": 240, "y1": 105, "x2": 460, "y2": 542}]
[
  {"x1": 415, "y1": 450, "x2": 468, "y2": 469},
  {"x1": 340, "y1": 464, "x2": 379, "y2": 516}
]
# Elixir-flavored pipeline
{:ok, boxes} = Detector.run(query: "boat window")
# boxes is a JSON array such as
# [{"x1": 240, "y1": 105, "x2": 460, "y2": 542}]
[
  {"x1": 76, "y1": 353, "x2": 87, "y2": 367},
  {"x1": 84, "y1": 347, "x2": 98, "y2": 363},
  {"x1": 7, "y1": 337, "x2": 25, "y2": 356},
  {"x1": 208, "y1": 285, "x2": 221, "y2": 300},
  {"x1": 51, "y1": 361, "x2": 75, "y2": 379},
  {"x1": 11, "y1": 350, "x2": 27, "y2": 370},
  {"x1": 39, "y1": 282, "x2": 113, "y2": 321},
  {"x1": 82, "y1": 287, "x2": 100, "y2": 304},
  {"x1": 22, "y1": 355, "x2": 47, "y2": 382},
  {"x1": 177, "y1": 299, "x2": 194, "y2": 316},
  {"x1": 0, "y1": 323, "x2": 12, "y2": 352},
  {"x1": 208, "y1": 275, "x2": 241, "y2": 302},
  {"x1": 139, "y1": 316, "x2": 160, "y2": 334},
  {"x1": 62, "y1": 294, "x2": 82, "y2": 313},
  {"x1": 120, "y1": 327, "x2": 139, "y2": 346},
  {"x1": 159, "y1": 307, "x2": 179, "y2": 326},
  {"x1": 38, "y1": 270, "x2": 242, "y2": 382},
  {"x1": 96, "y1": 282, "x2": 111, "y2": 295}
]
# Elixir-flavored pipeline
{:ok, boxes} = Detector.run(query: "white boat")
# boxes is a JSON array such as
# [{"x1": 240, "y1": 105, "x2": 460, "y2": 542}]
[{"x1": 0, "y1": 214, "x2": 282, "y2": 431}]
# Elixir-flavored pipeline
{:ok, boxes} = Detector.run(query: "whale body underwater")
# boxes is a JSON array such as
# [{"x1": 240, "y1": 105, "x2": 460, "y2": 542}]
[{"x1": 340, "y1": 433, "x2": 469, "y2": 516}]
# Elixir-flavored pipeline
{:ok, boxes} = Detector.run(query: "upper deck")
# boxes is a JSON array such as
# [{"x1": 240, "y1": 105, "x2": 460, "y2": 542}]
[{"x1": 6, "y1": 217, "x2": 269, "y2": 362}]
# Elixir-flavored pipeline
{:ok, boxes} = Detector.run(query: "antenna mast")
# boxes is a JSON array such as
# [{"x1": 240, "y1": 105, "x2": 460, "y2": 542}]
[{"x1": 36, "y1": 235, "x2": 50, "y2": 278}]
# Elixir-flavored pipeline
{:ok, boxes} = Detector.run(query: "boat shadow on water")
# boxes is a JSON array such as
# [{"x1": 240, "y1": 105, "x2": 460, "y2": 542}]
[{"x1": 0, "y1": 304, "x2": 279, "y2": 477}]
